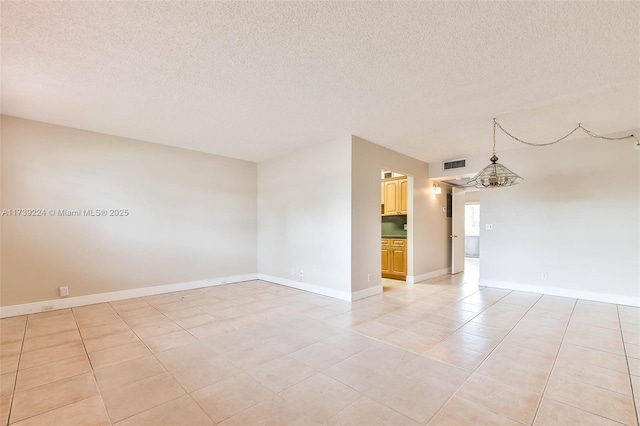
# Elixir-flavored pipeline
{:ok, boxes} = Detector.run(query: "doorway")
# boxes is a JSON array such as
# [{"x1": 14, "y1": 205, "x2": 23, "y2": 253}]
[{"x1": 380, "y1": 169, "x2": 410, "y2": 286}]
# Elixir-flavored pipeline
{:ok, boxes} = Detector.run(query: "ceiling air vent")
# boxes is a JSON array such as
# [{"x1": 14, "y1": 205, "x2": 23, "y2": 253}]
[{"x1": 443, "y1": 158, "x2": 466, "y2": 171}]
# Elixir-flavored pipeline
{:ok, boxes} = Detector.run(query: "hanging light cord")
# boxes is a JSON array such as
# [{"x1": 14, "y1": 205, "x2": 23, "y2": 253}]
[{"x1": 493, "y1": 118, "x2": 639, "y2": 149}]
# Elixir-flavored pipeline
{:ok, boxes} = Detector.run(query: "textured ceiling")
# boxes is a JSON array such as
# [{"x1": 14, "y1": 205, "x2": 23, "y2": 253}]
[{"x1": 2, "y1": 1, "x2": 639, "y2": 163}]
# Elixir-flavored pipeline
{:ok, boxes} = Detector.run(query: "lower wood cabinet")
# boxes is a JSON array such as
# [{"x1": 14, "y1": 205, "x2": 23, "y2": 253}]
[{"x1": 381, "y1": 238, "x2": 406, "y2": 280}]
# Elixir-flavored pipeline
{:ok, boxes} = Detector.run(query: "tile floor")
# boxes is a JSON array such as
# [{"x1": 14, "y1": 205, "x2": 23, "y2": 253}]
[{"x1": 1, "y1": 261, "x2": 638, "y2": 425}]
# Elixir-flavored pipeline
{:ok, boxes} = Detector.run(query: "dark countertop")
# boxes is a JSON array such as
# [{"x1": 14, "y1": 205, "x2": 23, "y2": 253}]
[{"x1": 382, "y1": 235, "x2": 407, "y2": 239}]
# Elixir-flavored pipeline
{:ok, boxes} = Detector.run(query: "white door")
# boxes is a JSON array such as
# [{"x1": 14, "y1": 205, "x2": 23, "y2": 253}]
[{"x1": 451, "y1": 187, "x2": 466, "y2": 274}]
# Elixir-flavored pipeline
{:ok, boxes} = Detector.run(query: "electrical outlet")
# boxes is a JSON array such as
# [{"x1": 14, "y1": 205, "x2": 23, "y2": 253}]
[
  {"x1": 485, "y1": 224, "x2": 494, "y2": 230},
  {"x1": 59, "y1": 286, "x2": 69, "y2": 297},
  {"x1": 541, "y1": 273, "x2": 548, "y2": 280},
  {"x1": 299, "y1": 270, "x2": 304, "y2": 281},
  {"x1": 367, "y1": 274, "x2": 372, "y2": 282}
]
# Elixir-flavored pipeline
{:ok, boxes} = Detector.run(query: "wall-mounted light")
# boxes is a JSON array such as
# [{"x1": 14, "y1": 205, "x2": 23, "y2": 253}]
[{"x1": 432, "y1": 183, "x2": 442, "y2": 194}]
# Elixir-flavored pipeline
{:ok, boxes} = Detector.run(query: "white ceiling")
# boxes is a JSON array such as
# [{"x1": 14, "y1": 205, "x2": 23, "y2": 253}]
[{"x1": 2, "y1": 1, "x2": 639, "y2": 163}]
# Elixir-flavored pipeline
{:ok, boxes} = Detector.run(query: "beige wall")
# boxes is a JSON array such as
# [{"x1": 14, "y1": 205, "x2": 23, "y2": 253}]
[
  {"x1": 1, "y1": 116, "x2": 258, "y2": 306},
  {"x1": 351, "y1": 136, "x2": 451, "y2": 292},
  {"x1": 257, "y1": 136, "x2": 352, "y2": 295},
  {"x1": 431, "y1": 134, "x2": 639, "y2": 304}
]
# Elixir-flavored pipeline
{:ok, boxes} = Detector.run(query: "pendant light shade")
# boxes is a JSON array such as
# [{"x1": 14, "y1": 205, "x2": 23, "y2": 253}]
[{"x1": 466, "y1": 154, "x2": 523, "y2": 188}]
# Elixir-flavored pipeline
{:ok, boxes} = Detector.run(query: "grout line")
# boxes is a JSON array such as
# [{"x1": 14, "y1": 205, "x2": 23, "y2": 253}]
[
  {"x1": 6, "y1": 316, "x2": 28, "y2": 426},
  {"x1": 530, "y1": 298, "x2": 578, "y2": 425},
  {"x1": 617, "y1": 305, "x2": 640, "y2": 425}
]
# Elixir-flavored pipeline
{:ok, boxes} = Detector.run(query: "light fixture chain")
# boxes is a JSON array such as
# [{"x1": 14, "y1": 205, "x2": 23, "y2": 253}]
[{"x1": 494, "y1": 120, "x2": 637, "y2": 147}]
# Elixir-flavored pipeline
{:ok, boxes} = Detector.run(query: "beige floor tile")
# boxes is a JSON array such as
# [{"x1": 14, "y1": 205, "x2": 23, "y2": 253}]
[
  {"x1": 156, "y1": 342, "x2": 239, "y2": 392},
  {"x1": 545, "y1": 374, "x2": 636, "y2": 425},
  {"x1": 625, "y1": 342, "x2": 640, "y2": 359},
  {"x1": 534, "y1": 398, "x2": 623, "y2": 425},
  {"x1": 351, "y1": 321, "x2": 398, "y2": 340},
  {"x1": 77, "y1": 320, "x2": 130, "y2": 340},
  {"x1": 628, "y1": 357, "x2": 640, "y2": 376},
  {"x1": 73, "y1": 305, "x2": 121, "y2": 328},
  {"x1": 356, "y1": 342, "x2": 417, "y2": 370},
  {"x1": 456, "y1": 373, "x2": 541, "y2": 424},
  {"x1": 0, "y1": 328, "x2": 24, "y2": 346},
  {"x1": 18, "y1": 341, "x2": 85, "y2": 370},
  {"x1": 322, "y1": 330, "x2": 375, "y2": 355},
  {"x1": 0, "y1": 343, "x2": 21, "y2": 359},
  {"x1": 0, "y1": 394, "x2": 11, "y2": 426},
  {"x1": 424, "y1": 343, "x2": 487, "y2": 371},
  {"x1": 187, "y1": 320, "x2": 236, "y2": 339},
  {"x1": 435, "y1": 330, "x2": 499, "y2": 355},
  {"x1": 11, "y1": 395, "x2": 110, "y2": 426},
  {"x1": 95, "y1": 355, "x2": 166, "y2": 392},
  {"x1": 15, "y1": 354, "x2": 91, "y2": 392},
  {"x1": 192, "y1": 372, "x2": 278, "y2": 423},
  {"x1": 83, "y1": 330, "x2": 140, "y2": 353},
  {"x1": 114, "y1": 395, "x2": 213, "y2": 426},
  {"x1": 27, "y1": 309, "x2": 72, "y2": 320},
  {"x1": 118, "y1": 306, "x2": 162, "y2": 320},
  {"x1": 101, "y1": 372, "x2": 185, "y2": 422},
  {"x1": 630, "y1": 374, "x2": 639, "y2": 394},
  {"x1": 223, "y1": 340, "x2": 289, "y2": 369},
  {"x1": 396, "y1": 356, "x2": 470, "y2": 387},
  {"x1": 129, "y1": 321, "x2": 183, "y2": 338},
  {"x1": 10, "y1": 372, "x2": 99, "y2": 423},
  {"x1": 142, "y1": 330, "x2": 198, "y2": 353},
  {"x1": 558, "y1": 343, "x2": 629, "y2": 373},
  {"x1": 209, "y1": 306, "x2": 252, "y2": 320},
  {"x1": 173, "y1": 313, "x2": 217, "y2": 329},
  {"x1": 323, "y1": 354, "x2": 392, "y2": 393},
  {"x1": 262, "y1": 331, "x2": 319, "y2": 354},
  {"x1": 380, "y1": 329, "x2": 440, "y2": 353},
  {"x1": 88, "y1": 340, "x2": 150, "y2": 369},
  {"x1": 247, "y1": 354, "x2": 317, "y2": 393},
  {"x1": 162, "y1": 307, "x2": 204, "y2": 321},
  {"x1": 0, "y1": 372, "x2": 15, "y2": 397},
  {"x1": 24, "y1": 315, "x2": 78, "y2": 339},
  {"x1": 328, "y1": 395, "x2": 421, "y2": 426},
  {"x1": 289, "y1": 341, "x2": 351, "y2": 370},
  {"x1": 0, "y1": 354, "x2": 19, "y2": 375},
  {"x1": 218, "y1": 394, "x2": 319, "y2": 426},
  {"x1": 428, "y1": 396, "x2": 523, "y2": 426},
  {"x1": 457, "y1": 321, "x2": 511, "y2": 340},
  {"x1": 280, "y1": 373, "x2": 360, "y2": 422},
  {"x1": 476, "y1": 354, "x2": 551, "y2": 394},
  {"x1": 564, "y1": 334, "x2": 626, "y2": 356},
  {"x1": 123, "y1": 313, "x2": 170, "y2": 328},
  {"x1": 21, "y1": 329, "x2": 81, "y2": 353},
  {"x1": 365, "y1": 372, "x2": 459, "y2": 424},
  {"x1": 553, "y1": 358, "x2": 633, "y2": 396},
  {"x1": 153, "y1": 300, "x2": 193, "y2": 313}
]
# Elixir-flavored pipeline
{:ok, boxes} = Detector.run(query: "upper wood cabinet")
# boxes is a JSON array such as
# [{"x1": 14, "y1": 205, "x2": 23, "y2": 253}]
[{"x1": 381, "y1": 177, "x2": 408, "y2": 215}]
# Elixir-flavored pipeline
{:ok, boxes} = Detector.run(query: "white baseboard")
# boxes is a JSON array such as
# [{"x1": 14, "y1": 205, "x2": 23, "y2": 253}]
[
  {"x1": 256, "y1": 274, "x2": 352, "y2": 301},
  {"x1": 351, "y1": 285, "x2": 383, "y2": 301},
  {"x1": 407, "y1": 267, "x2": 451, "y2": 284},
  {"x1": 0, "y1": 273, "x2": 258, "y2": 318},
  {"x1": 481, "y1": 279, "x2": 640, "y2": 307}
]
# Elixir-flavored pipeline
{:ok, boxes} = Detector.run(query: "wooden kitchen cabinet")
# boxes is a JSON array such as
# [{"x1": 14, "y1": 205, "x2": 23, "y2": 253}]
[
  {"x1": 381, "y1": 177, "x2": 407, "y2": 215},
  {"x1": 381, "y1": 238, "x2": 406, "y2": 280}
]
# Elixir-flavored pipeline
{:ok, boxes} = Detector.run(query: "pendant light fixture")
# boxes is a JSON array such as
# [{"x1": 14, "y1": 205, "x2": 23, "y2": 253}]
[
  {"x1": 466, "y1": 119, "x2": 523, "y2": 188},
  {"x1": 466, "y1": 118, "x2": 638, "y2": 189}
]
